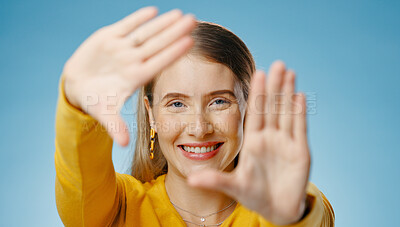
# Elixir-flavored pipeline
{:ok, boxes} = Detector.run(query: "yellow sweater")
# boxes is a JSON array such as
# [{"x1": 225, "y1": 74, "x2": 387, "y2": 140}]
[{"x1": 55, "y1": 78, "x2": 335, "y2": 226}]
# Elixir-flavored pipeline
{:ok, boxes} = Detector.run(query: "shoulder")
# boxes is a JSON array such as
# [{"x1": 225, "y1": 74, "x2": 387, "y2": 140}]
[
  {"x1": 273, "y1": 182, "x2": 335, "y2": 226},
  {"x1": 232, "y1": 182, "x2": 335, "y2": 227},
  {"x1": 305, "y1": 182, "x2": 335, "y2": 226}
]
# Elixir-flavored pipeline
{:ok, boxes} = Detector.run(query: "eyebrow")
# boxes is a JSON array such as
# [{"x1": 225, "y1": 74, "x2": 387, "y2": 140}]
[{"x1": 161, "y1": 90, "x2": 237, "y2": 103}]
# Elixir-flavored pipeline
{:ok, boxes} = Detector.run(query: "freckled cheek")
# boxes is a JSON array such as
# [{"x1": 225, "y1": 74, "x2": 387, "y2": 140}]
[
  {"x1": 155, "y1": 114, "x2": 184, "y2": 146},
  {"x1": 213, "y1": 112, "x2": 243, "y2": 142}
]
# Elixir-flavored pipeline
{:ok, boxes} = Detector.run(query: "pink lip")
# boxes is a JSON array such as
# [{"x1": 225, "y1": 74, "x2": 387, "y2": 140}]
[{"x1": 178, "y1": 142, "x2": 224, "y2": 161}]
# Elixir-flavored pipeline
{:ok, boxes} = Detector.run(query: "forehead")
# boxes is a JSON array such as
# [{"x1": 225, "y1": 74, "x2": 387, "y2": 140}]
[{"x1": 153, "y1": 56, "x2": 236, "y2": 97}]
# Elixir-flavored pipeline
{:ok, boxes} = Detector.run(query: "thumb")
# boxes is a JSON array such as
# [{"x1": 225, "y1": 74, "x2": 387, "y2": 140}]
[
  {"x1": 188, "y1": 169, "x2": 237, "y2": 197},
  {"x1": 99, "y1": 114, "x2": 130, "y2": 147}
]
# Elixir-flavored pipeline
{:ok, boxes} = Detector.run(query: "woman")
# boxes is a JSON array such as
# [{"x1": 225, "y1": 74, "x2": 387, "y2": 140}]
[{"x1": 55, "y1": 6, "x2": 334, "y2": 226}]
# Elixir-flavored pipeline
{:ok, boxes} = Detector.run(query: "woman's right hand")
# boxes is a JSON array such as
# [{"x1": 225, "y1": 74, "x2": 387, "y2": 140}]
[{"x1": 62, "y1": 7, "x2": 196, "y2": 146}]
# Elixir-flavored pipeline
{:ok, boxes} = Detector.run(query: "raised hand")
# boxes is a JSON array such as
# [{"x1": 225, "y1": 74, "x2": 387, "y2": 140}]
[
  {"x1": 62, "y1": 7, "x2": 196, "y2": 146},
  {"x1": 188, "y1": 61, "x2": 311, "y2": 225}
]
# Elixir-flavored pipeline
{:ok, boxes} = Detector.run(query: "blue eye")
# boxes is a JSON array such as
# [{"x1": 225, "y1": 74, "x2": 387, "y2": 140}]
[
  {"x1": 213, "y1": 99, "x2": 228, "y2": 105},
  {"x1": 166, "y1": 101, "x2": 186, "y2": 112},
  {"x1": 171, "y1": 102, "x2": 184, "y2": 108}
]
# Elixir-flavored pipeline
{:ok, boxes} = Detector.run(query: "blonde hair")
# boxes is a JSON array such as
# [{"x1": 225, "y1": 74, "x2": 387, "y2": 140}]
[{"x1": 131, "y1": 21, "x2": 255, "y2": 183}]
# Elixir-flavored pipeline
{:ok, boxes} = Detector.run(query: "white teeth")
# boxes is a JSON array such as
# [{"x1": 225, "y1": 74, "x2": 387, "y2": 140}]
[{"x1": 182, "y1": 144, "x2": 220, "y2": 153}]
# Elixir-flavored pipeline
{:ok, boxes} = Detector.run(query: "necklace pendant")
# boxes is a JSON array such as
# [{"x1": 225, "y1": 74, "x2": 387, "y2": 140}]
[{"x1": 200, "y1": 217, "x2": 205, "y2": 222}]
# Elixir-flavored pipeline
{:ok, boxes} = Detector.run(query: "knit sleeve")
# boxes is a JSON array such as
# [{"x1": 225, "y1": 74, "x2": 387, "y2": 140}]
[{"x1": 54, "y1": 76, "x2": 122, "y2": 226}]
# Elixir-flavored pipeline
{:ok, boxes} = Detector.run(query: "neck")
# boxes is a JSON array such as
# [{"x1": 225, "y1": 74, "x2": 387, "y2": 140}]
[{"x1": 165, "y1": 162, "x2": 236, "y2": 225}]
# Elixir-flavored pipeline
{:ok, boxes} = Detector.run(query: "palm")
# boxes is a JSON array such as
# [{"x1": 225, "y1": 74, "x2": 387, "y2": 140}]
[
  {"x1": 189, "y1": 61, "x2": 311, "y2": 225},
  {"x1": 62, "y1": 7, "x2": 196, "y2": 146}
]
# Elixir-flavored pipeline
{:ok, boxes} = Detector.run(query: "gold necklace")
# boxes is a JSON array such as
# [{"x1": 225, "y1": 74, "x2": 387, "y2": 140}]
[{"x1": 170, "y1": 200, "x2": 236, "y2": 226}]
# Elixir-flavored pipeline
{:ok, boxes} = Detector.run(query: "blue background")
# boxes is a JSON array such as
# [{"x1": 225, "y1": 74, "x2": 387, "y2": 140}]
[{"x1": 1, "y1": 0, "x2": 399, "y2": 226}]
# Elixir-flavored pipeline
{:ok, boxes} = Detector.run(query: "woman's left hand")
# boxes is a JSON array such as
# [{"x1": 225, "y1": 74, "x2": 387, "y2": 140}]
[{"x1": 188, "y1": 61, "x2": 311, "y2": 225}]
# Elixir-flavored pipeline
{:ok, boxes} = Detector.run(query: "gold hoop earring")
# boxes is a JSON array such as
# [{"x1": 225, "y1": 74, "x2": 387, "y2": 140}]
[{"x1": 149, "y1": 127, "x2": 156, "y2": 160}]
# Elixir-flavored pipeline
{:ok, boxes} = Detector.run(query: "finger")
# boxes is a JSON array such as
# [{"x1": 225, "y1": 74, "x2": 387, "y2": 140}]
[
  {"x1": 138, "y1": 35, "x2": 194, "y2": 79},
  {"x1": 99, "y1": 114, "x2": 130, "y2": 147},
  {"x1": 111, "y1": 6, "x2": 158, "y2": 37},
  {"x1": 127, "y1": 9, "x2": 183, "y2": 46},
  {"x1": 293, "y1": 92, "x2": 307, "y2": 142},
  {"x1": 266, "y1": 60, "x2": 286, "y2": 129},
  {"x1": 138, "y1": 14, "x2": 196, "y2": 60},
  {"x1": 280, "y1": 70, "x2": 295, "y2": 135},
  {"x1": 188, "y1": 169, "x2": 238, "y2": 197},
  {"x1": 245, "y1": 70, "x2": 266, "y2": 133}
]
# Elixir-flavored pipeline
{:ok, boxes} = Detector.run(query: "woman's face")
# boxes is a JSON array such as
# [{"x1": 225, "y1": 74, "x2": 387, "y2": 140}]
[{"x1": 146, "y1": 55, "x2": 246, "y2": 178}]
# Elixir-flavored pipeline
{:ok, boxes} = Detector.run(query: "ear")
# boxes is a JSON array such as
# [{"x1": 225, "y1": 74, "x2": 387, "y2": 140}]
[{"x1": 144, "y1": 96, "x2": 157, "y2": 133}]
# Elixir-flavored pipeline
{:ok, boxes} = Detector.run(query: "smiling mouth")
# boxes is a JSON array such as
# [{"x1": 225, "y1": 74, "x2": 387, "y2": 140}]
[{"x1": 178, "y1": 143, "x2": 224, "y2": 154}]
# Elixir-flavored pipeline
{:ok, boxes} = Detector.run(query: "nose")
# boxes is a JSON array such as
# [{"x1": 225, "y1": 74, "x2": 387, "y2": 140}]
[{"x1": 186, "y1": 111, "x2": 214, "y2": 138}]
